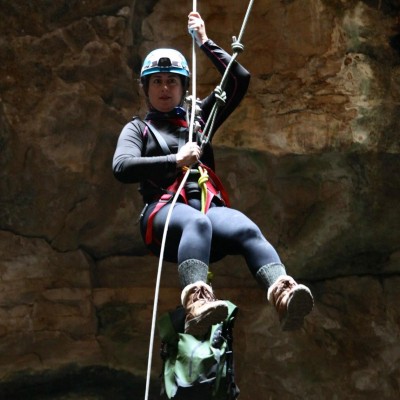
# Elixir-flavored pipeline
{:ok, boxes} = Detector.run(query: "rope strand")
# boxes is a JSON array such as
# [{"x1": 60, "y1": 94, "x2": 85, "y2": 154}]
[
  {"x1": 144, "y1": 1, "x2": 254, "y2": 398},
  {"x1": 200, "y1": 0, "x2": 255, "y2": 148},
  {"x1": 144, "y1": 7, "x2": 198, "y2": 398},
  {"x1": 143, "y1": 169, "x2": 190, "y2": 400},
  {"x1": 188, "y1": 0, "x2": 197, "y2": 143}
]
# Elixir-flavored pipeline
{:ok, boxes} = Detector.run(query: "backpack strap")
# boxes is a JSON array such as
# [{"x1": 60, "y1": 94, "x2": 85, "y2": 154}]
[
  {"x1": 224, "y1": 304, "x2": 240, "y2": 400},
  {"x1": 131, "y1": 116, "x2": 173, "y2": 155},
  {"x1": 144, "y1": 120, "x2": 188, "y2": 155},
  {"x1": 143, "y1": 120, "x2": 172, "y2": 155}
]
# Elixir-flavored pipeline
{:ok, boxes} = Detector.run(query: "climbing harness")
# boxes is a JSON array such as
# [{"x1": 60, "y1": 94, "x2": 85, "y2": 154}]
[
  {"x1": 139, "y1": 121, "x2": 231, "y2": 247},
  {"x1": 143, "y1": 165, "x2": 230, "y2": 247},
  {"x1": 144, "y1": 2, "x2": 254, "y2": 399},
  {"x1": 145, "y1": 165, "x2": 230, "y2": 246}
]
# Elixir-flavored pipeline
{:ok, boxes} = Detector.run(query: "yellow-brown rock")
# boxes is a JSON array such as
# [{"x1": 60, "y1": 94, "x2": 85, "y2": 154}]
[{"x1": 0, "y1": 0, "x2": 399, "y2": 398}]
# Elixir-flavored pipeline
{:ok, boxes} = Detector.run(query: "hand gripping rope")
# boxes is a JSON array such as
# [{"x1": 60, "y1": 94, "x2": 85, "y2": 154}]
[{"x1": 144, "y1": 1, "x2": 254, "y2": 399}]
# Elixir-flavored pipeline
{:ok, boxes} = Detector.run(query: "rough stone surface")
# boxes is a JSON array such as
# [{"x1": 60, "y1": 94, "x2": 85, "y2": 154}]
[{"x1": 0, "y1": 0, "x2": 399, "y2": 399}]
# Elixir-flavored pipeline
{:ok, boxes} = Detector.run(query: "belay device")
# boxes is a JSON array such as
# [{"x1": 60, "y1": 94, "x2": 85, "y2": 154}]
[{"x1": 158, "y1": 302, "x2": 240, "y2": 400}]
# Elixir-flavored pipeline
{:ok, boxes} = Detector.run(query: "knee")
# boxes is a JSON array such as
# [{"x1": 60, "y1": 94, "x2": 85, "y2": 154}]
[
  {"x1": 187, "y1": 214, "x2": 212, "y2": 236},
  {"x1": 236, "y1": 223, "x2": 264, "y2": 243}
]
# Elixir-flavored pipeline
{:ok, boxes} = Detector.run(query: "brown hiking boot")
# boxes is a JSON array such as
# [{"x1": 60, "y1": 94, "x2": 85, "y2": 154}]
[
  {"x1": 268, "y1": 275, "x2": 314, "y2": 331},
  {"x1": 181, "y1": 281, "x2": 228, "y2": 337}
]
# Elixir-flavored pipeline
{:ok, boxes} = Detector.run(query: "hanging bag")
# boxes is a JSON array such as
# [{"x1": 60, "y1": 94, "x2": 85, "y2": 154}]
[{"x1": 158, "y1": 301, "x2": 240, "y2": 400}]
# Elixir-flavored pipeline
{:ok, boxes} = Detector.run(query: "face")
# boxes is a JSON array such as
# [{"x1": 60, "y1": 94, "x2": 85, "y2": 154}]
[{"x1": 147, "y1": 73, "x2": 183, "y2": 113}]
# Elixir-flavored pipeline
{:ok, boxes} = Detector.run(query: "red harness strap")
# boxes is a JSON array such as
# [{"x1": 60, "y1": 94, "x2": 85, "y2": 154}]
[
  {"x1": 199, "y1": 164, "x2": 230, "y2": 211},
  {"x1": 145, "y1": 174, "x2": 187, "y2": 245},
  {"x1": 144, "y1": 164, "x2": 230, "y2": 245}
]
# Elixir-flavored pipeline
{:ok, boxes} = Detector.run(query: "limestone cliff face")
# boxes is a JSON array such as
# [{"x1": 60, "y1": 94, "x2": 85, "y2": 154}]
[{"x1": 0, "y1": 0, "x2": 399, "y2": 399}]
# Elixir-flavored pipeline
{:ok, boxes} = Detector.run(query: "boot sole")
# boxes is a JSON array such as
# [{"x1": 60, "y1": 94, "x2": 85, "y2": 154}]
[
  {"x1": 184, "y1": 302, "x2": 228, "y2": 337},
  {"x1": 281, "y1": 285, "x2": 314, "y2": 331}
]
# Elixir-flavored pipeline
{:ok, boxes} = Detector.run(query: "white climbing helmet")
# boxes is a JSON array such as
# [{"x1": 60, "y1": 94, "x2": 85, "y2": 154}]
[{"x1": 140, "y1": 48, "x2": 190, "y2": 78}]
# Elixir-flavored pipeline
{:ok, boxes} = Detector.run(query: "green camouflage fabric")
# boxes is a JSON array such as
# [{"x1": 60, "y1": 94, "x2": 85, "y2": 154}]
[{"x1": 158, "y1": 301, "x2": 239, "y2": 400}]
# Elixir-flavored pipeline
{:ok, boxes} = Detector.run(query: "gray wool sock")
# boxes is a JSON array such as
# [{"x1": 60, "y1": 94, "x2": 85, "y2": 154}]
[
  {"x1": 178, "y1": 259, "x2": 209, "y2": 288},
  {"x1": 255, "y1": 262, "x2": 287, "y2": 290}
]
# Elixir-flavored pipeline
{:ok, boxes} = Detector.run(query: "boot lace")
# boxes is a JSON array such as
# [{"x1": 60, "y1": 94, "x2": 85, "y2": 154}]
[
  {"x1": 271, "y1": 277, "x2": 297, "y2": 310},
  {"x1": 192, "y1": 285, "x2": 217, "y2": 304}
]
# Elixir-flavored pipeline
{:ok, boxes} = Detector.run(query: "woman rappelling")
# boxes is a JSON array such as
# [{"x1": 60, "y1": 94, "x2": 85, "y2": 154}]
[{"x1": 112, "y1": 11, "x2": 314, "y2": 338}]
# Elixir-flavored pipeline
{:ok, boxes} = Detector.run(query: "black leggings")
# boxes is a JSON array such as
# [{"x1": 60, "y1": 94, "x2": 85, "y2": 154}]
[{"x1": 142, "y1": 198, "x2": 281, "y2": 276}]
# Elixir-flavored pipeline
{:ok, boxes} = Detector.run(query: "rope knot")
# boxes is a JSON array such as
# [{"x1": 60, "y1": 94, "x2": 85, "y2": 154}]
[
  {"x1": 213, "y1": 86, "x2": 227, "y2": 106},
  {"x1": 198, "y1": 166, "x2": 209, "y2": 186},
  {"x1": 231, "y1": 36, "x2": 244, "y2": 53},
  {"x1": 198, "y1": 166, "x2": 209, "y2": 214}
]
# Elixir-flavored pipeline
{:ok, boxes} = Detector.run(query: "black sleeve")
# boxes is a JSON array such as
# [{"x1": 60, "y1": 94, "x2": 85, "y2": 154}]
[
  {"x1": 199, "y1": 39, "x2": 251, "y2": 139},
  {"x1": 112, "y1": 120, "x2": 178, "y2": 184}
]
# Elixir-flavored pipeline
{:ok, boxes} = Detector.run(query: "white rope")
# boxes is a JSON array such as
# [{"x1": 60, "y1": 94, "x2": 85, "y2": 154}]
[
  {"x1": 143, "y1": 168, "x2": 190, "y2": 400},
  {"x1": 188, "y1": 0, "x2": 197, "y2": 143},
  {"x1": 143, "y1": 0, "x2": 254, "y2": 397},
  {"x1": 143, "y1": 2, "x2": 198, "y2": 399},
  {"x1": 200, "y1": 0, "x2": 255, "y2": 147}
]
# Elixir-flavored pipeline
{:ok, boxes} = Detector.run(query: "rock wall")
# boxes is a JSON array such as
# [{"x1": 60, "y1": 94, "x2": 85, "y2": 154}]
[{"x1": 0, "y1": 0, "x2": 399, "y2": 399}]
